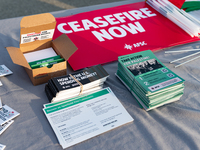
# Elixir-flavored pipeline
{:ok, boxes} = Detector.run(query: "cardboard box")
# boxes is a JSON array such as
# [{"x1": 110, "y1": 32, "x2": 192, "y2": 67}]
[{"x1": 6, "y1": 13, "x2": 77, "y2": 85}]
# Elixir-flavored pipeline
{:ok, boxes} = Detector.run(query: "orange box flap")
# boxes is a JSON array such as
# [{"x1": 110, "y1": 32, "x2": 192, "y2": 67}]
[
  {"x1": 52, "y1": 34, "x2": 78, "y2": 61},
  {"x1": 20, "y1": 13, "x2": 55, "y2": 28},
  {"x1": 6, "y1": 47, "x2": 31, "y2": 69}
]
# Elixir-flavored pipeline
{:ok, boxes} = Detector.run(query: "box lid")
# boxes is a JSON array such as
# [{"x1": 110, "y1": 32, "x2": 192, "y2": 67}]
[
  {"x1": 6, "y1": 34, "x2": 77, "y2": 70},
  {"x1": 52, "y1": 34, "x2": 78, "y2": 61},
  {"x1": 6, "y1": 47, "x2": 31, "y2": 69},
  {"x1": 20, "y1": 13, "x2": 56, "y2": 53}
]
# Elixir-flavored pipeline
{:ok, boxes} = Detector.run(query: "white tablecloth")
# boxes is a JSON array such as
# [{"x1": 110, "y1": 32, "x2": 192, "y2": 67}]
[{"x1": 0, "y1": 0, "x2": 200, "y2": 149}]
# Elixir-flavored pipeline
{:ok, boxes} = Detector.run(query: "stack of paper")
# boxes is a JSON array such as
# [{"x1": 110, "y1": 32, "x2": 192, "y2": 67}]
[
  {"x1": 24, "y1": 47, "x2": 64, "y2": 69},
  {"x1": 0, "y1": 120, "x2": 14, "y2": 135},
  {"x1": 0, "y1": 102, "x2": 20, "y2": 135},
  {"x1": 0, "y1": 65, "x2": 13, "y2": 77},
  {"x1": 146, "y1": 0, "x2": 200, "y2": 37},
  {"x1": 0, "y1": 64, "x2": 13, "y2": 86},
  {"x1": 43, "y1": 87, "x2": 133, "y2": 149},
  {"x1": 45, "y1": 65, "x2": 109, "y2": 103},
  {"x1": 116, "y1": 50, "x2": 185, "y2": 111}
]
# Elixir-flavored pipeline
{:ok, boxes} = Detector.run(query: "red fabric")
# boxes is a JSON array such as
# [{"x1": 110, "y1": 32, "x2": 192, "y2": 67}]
[
  {"x1": 53, "y1": 1, "x2": 199, "y2": 71},
  {"x1": 169, "y1": 0, "x2": 185, "y2": 8}
]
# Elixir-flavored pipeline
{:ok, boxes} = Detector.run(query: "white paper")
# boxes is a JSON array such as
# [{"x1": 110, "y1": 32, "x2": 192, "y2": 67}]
[
  {"x1": 189, "y1": 10, "x2": 200, "y2": 21},
  {"x1": 0, "y1": 81, "x2": 2, "y2": 87},
  {"x1": 43, "y1": 87, "x2": 133, "y2": 149},
  {"x1": 23, "y1": 47, "x2": 57, "y2": 63},
  {"x1": 0, "y1": 120, "x2": 14, "y2": 135},
  {"x1": 0, "y1": 144, "x2": 6, "y2": 150},
  {"x1": 0, "y1": 105, "x2": 20, "y2": 125},
  {"x1": 0, "y1": 65, "x2": 13, "y2": 77}
]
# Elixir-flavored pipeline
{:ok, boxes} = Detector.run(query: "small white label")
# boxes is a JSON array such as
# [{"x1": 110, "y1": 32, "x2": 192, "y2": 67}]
[
  {"x1": 21, "y1": 29, "x2": 55, "y2": 44},
  {"x1": 161, "y1": 68, "x2": 168, "y2": 73},
  {"x1": 167, "y1": 73, "x2": 174, "y2": 78}
]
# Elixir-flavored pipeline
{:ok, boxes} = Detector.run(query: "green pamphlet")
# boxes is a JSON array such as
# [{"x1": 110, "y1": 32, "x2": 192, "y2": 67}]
[
  {"x1": 28, "y1": 55, "x2": 65, "y2": 69},
  {"x1": 116, "y1": 50, "x2": 185, "y2": 111}
]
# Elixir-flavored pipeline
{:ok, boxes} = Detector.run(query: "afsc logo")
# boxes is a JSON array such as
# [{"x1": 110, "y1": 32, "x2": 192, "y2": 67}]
[
  {"x1": 149, "y1": 84, "x2": 161, "y2": 91},
  {"x1": 133, "y1": 41, "x2": 147, "y2": 48},
  {"x1": 151, "y1": 85, "x2": 160, "y2": 90},
  {"x1": 124, "y1": 41, "x2": 147, "y2": 50}
]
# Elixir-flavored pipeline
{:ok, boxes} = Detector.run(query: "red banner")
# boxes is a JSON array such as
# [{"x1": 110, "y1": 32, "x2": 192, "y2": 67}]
[
  {"x1": 53, "y1": 1, "x2": 199, "y2": 71},
  {"x1": 169, "y1": 0, "x2": 185, "y2": 8}
]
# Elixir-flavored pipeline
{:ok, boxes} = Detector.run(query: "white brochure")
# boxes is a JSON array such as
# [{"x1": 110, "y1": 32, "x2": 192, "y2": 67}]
[
  {"x1": 0, "y1": 65, "x2": 13, "y2": 77},
  {"x1": 43, "y1": 87, "x2": 133, "y2": 149},
  {"x1": 0, "y1": 105, "x2": 20, "y2": 125},
  {"x1": 0, "y1": 120, "x2": 14, "y2": 135}
]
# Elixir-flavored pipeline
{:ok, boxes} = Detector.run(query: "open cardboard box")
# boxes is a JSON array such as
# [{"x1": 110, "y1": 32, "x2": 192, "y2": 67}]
[{"x1": 6, "y1": 13, "x2": 77, "y2": 85}]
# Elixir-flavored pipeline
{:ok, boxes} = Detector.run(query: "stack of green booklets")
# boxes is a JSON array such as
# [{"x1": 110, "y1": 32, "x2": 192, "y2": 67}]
[
  {"x1": 23, "y1": 48, "x2": 65, "y2": 69},
  {"x1": 116, "y1": 50, "x2": 185, "y2": 111},
  {"x1": 29, "y1": 55, "x2": 64, "y2": 69}
]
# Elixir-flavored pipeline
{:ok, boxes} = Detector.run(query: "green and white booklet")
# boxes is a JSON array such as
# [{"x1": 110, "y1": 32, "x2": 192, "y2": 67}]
[
  {"x1": 23, "y1": 47, "x2": 65, "y2": 69},
  {"x1": 43, "y1": 87, "x2": 133, "y2": 149},
  {"x1": 116, "y1": 50, "x2": 185, "y2": 111}
]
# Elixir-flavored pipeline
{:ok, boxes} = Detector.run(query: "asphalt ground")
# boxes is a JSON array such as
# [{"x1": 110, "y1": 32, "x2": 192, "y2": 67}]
[{"x1": 0, "y1": 0, "x2": 125, "y2": 20}]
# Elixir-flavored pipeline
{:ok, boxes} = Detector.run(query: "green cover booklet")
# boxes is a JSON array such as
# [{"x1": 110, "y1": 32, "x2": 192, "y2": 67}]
[
  {"x1": 116, "y1": 50, "x2": 185, "y2": 111},
  {"x1": 28, "y1": 55, "x2": 64, "y2": 69}
]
